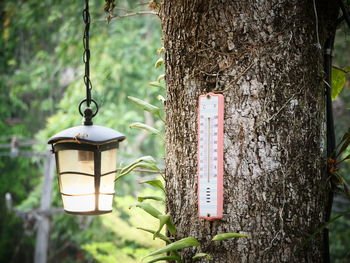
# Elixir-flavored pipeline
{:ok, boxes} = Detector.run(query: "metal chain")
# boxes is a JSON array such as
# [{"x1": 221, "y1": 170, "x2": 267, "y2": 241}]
[
  {"x1": 79, "y1": 0, "x2": 99, "y2": 125},
  {"x1": 83, "y1": 0, "x2": 92, "y2": 107}
]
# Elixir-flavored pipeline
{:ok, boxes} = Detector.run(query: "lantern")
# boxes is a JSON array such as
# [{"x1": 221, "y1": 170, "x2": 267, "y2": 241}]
[
  {"x1": 48, "y1": 0, "x2": 125, "y2": 215},
  {"x1": 48, "y1": 125, "x2": 125, "y2": 215}
]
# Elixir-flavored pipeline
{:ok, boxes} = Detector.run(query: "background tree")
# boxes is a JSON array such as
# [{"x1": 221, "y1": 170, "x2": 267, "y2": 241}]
[{"x1": 161, "y1": 1, "x2": 338, "y2": 262}]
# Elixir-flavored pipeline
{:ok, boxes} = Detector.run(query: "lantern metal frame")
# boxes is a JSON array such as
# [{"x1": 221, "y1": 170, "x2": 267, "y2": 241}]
[
  {"x1": 48, "y1": 125, "x2": 125, "y2": 215},
  {"x1": 53, "y1": 143, "x2": 115, "y2": 215}
]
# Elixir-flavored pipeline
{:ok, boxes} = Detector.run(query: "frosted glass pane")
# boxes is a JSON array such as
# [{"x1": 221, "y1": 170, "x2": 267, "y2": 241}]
[
  {"x1": 100, "y1": 173, "x2": 115, "y2": 193},
  {"x1": 101, "y1": 149, "x2": 117, "y2": 174},
  {"x1": 62, "y1": 195, "x2": 95, "y2": 212},
  {"x1": 60, "y1": 174, "x2": 94, "y2": 195},
  {"x1": 98, "y1": 195, "x2": 113, "y2": 211},
  {"x1": 58, "y1": 150, "x2": 94, "y2": 175}
]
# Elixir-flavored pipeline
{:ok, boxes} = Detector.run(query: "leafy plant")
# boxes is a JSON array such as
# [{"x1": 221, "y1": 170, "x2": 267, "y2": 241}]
[
  {"x1": 301, "y1": 127, "x2": 350, "y2": 252},
  {"x1": 331, "y1": 66, "x2": 350, "y2": 100},
  {"x1": 117, "y1": 92, "x2": 246, "y2": 262},
  {"x1": 328, "y1": 128, "x2": 350, "y2": 198},
  {"x1": 82, "y1": 191, "x2": 165, "y2": 263}
]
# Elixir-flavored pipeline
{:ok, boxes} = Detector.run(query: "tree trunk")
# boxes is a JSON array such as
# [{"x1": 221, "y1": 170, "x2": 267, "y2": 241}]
[{"x1": 161, "y1": 1, "x2": 338, "y2": 262}]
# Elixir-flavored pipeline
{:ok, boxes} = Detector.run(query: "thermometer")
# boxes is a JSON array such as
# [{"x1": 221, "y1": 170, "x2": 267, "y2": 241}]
[{"x1": 197, "y1": 92, "x2": 224, "y2": 221}]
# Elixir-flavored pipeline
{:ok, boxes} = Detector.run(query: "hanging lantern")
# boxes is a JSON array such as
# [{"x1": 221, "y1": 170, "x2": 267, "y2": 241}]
[
  {"x1": 48, "y1": 0, "x2": 125, "y2": 215},
  {"x1": 48, "y1": 124, "x2": 125, "y2": 215}
]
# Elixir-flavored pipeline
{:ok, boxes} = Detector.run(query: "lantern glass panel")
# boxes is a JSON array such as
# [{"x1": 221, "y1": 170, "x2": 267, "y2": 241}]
[
  {"x1": 62, "y1": 195, "x2": 95, "y2": 212},
  {"x1": 100, "y1": 173, "x2": 115, "y2": 193},
  {"x1": 58, "y1": 150, "x2": 94, "y2": 175},
  {"x1": 101, "y1": 149, "x2": 117, "y2": 174},
  {"x1": 99, "y1": 149, "x2": 117, "y2": 196},
  {"x1": 98, "y1": 195, "x2": 113, "y2": 211},
  {"x1": 60, "y1": 174, "x2": 94, "y2": 195}
]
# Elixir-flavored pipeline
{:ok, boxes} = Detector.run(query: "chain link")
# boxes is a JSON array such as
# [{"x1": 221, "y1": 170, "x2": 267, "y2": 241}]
[{"x1": 83, "y1": 0, "x2": 92, "y2": 107}]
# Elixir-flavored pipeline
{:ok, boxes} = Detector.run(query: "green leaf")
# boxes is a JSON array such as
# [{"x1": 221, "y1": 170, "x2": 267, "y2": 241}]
[
  {"x1": 136, "y1": 227, "x2": 171, "y2": 244},
  {"x1": 165, "y1": 215, "x2": 176, "y2": 236},
  {"x1": 157, "y1": 74, "x2": 165, "y2": 82},
  {"x1": 138, "y1": 196, "x2": 164, "y2": 202},
  {"x1": 331, "y1": 67, "x2": 347, "y2": 100},
  {"x1": 336, "y1": 135, "x2": 350, "y2": 158},
  {"x1": 157, "y1": 47, "x2": 165, "y2": 54},
  {"x1": 140, "y1": 179, "x2": 165, "y2": 192},
  {"x1": 127, "y1": 96, "x2": 161, "y2": 116},
  {"x1": 212, "y1": 233, "x2": 247, "y2": 241},
  {"x1": 129, "y1": 122, "x2": 161, "y2": 135},
  {"x1": 139, "y1": 156, "x2": 159, "y2": 165},
  {"x1": 337, "y1": 152, "x2": 350, "y2": 163},
  {"x1": 154, "y1": 57, "x2": 164, "y2": 68},
  {"x1": 157, "y1": 214, "x2": 177, "y2": 236},
  {"x1": 135, "y1": 202, "x2": 162, "y2": 218},
  {"x1": 146, "y1": 255, "x2": 182, "y2": 263},
  {"x1": 144, "y1": 237, "x2": 200, "y2": 258},
  {"x1": 115, "y1": 156, "x2": 161, "y2": 181},
  {"x1": 149, "y1": 81, "x2": 164, "y2": 89},
  {"x1": 157, "y1": 95, "x2": 166, "y2": 103},
  {"x1": 136, "y1": 162, "x2": 162, "y2": 172},
  {"x1": 121, "y1": 156, "x2": 157, "y2": 171},
  {"x1": 117, "y1": 163, "x2": 140, "y2": 179},
  {"x1": 300, "y1": 207, "x2": 350, "y2": 250},
  {"x1": 192, "y1": 253, "x2": 212, "y2": 260},
  {"x1": 154, "y1": 214, "x2": 170, "y2": 240},
  {"x1": 336, "y1": 128, "x2": 350, "y2": 156}
]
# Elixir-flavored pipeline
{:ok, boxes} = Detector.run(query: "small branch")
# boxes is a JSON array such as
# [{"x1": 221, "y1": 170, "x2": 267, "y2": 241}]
[
  {"x1": 114, "y1": 7, "x2": 134, "y2": 12},
  {"x1": 137, "y1": 1, "x2": 150, "y2": 6},
  {"x1": 96, "y1": 11, "x2": 158, "y2": 22},
  {"x1": 223, "y1": 61, "x2": 256, "y2": 92},
  {"x1": 266, "y1": 94, "x2": 296, "y2": 123},
  {"x1": 332, "y1": 65, "x2": 349, "y2": 74}
]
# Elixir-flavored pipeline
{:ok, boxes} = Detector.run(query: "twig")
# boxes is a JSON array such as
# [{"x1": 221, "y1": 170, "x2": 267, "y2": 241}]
[
  {"x1": 259, "y1": 87, "x2": 303, "y2": 126},
  {"x1": 96, "y1": 11, "x2": 158, "y2": 22},
  {"x1": 137, "y1": 1, "x2": 150, "y2": 6},
  {"x1": 332, "y1": 65, "x2": 349, "y2": 73},
  {"x1": 114, "y1": 7, "x2": 134, "y2": 12},
  {"x1": 223, "y1": 61, "x2": 255, "y2": 92},
  {"x1": 266, "y1": 94, "x2": 296, "y2": 123}
]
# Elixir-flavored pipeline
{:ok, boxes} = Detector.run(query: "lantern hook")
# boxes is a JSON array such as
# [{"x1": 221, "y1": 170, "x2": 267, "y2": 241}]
[{"x1": 79, "y1": 99, "x2": 99, "y2": 125}]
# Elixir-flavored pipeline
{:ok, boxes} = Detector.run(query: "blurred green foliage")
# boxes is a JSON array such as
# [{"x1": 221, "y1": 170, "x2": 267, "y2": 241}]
[
  {"x1": 0, "y1": 0, "x2": 164, "y2": 262},
  {"x1": 331, "y1": 21, "x2": 350, "y2": 263},
  {"x1": 330, "y1": 214, "x2": 350, "y2": 262},
  {"x1": 82, "y1": 190, "x2": 165, "y2": 263}
]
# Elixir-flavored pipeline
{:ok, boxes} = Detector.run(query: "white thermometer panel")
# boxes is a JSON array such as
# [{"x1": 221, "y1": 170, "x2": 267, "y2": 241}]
[{"x1": 197, "y1": 92, "x2": 224, "y2": 221}]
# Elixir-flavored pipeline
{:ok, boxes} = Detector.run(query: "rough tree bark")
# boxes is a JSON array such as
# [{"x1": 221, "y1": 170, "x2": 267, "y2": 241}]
[{"x1": 161, "y1": 1, "x2": 338, "y2": 262}]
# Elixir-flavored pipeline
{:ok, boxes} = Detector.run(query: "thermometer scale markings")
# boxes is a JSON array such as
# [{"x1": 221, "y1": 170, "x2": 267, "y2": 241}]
[
  {"x1": 197, "y1": 93, "x2": 224, "y2": 221},
  {"x1": 207, "y1": 117, "x2": 210, "y2": 183}
]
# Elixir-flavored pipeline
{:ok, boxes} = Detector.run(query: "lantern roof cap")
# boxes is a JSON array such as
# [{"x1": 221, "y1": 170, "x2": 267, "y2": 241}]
[{"x1": 48, "y1": 125, "x2": 125, "y2": 145}]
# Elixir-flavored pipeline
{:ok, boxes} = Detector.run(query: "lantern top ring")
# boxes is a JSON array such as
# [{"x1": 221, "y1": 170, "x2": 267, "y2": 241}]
[{"x1": 79, "y1": 98, "x2": 99, "y2": 118}]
